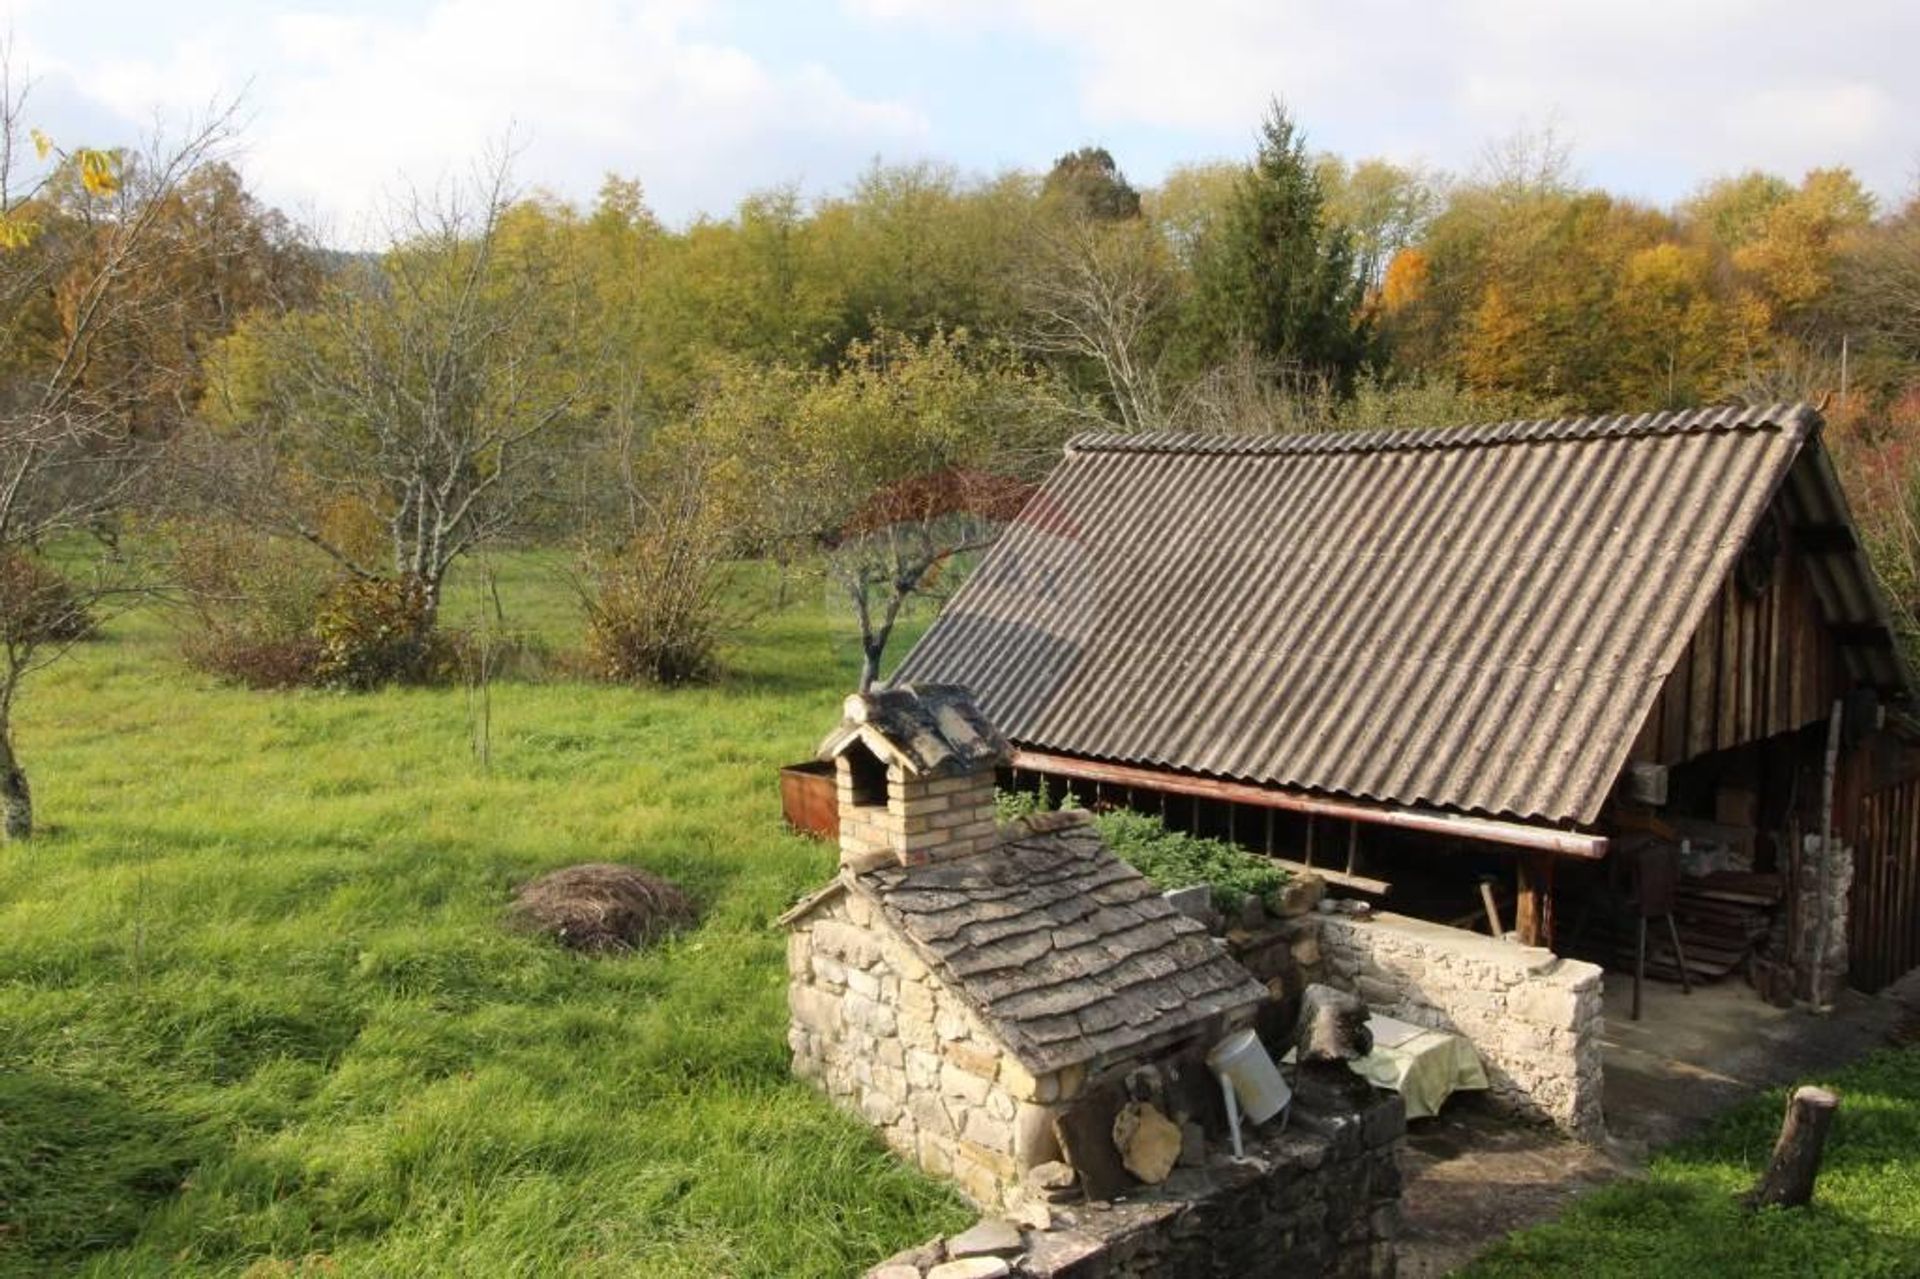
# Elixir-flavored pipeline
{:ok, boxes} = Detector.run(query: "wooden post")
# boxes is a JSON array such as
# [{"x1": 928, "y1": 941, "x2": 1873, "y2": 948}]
[
  {"x1": 1538, "y1": 855, "x2": 1556, "y2": 950},
  {"x1": 1516, "y1": 854, "x2": 1555, "y2": 948},
  {"x1": 1516, "y1": 856, "x2": 1539, "y2": 946},
  {"x1": 1747, "y1": 1086, "x2": 1841, "y2": 1209}
]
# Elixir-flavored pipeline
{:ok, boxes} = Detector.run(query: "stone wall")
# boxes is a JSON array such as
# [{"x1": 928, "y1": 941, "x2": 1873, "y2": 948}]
[
  {"x1": 1317, "y1": 912, "x2": 1605, "y2": 1138},
  {"x1": 867, "y1": 1089, "x2": 1405, "y2": 1279},
  {"x1": 1225, "y1": 914, "x2": 1327, "y2": 1048},
  {"x1": 788, "y1": 887, "x2": 1075, "y2": 1208}
]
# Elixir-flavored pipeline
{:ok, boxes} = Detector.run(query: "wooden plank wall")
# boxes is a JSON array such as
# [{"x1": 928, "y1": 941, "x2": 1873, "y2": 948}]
[
  {"x1": 1630, "y1": 521, "x2": 1841, "y2": 764},
  {"x1": 1849, "y1": 770, "x2": 1920, "y2": 991}
]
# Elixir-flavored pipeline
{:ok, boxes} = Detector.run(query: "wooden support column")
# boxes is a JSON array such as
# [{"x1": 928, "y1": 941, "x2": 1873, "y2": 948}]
[{"x1": 1516, "y1": 853, "x2": 1556, "y2": 948}]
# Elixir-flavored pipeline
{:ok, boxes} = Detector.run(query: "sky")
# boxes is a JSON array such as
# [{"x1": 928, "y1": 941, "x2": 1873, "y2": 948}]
[{"x1": 5, "y1": 0, "x2": 1917, "y2": 243}]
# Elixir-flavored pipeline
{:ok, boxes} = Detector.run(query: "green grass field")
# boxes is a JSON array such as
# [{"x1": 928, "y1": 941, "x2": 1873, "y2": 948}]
[
  {"x1": 1464, "y1": 1046, "x2": 1920, "y2": 1278},
  {"x1": 8, "y1": 553, "x2": 1918, "y2": 1278},
  {"x1": 0, "y1": 555, "x2": 972, "y2": 1277}
]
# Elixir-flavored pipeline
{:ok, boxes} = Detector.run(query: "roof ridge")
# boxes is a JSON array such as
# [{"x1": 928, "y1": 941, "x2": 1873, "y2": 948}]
[{"x1": 1066, "y1": 402, "x2": 1818, "y2": 460}]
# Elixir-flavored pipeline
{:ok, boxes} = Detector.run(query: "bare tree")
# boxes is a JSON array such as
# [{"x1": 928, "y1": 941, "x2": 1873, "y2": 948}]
[
  {"x1": 1020, "y1": 216, "x2": 1176, "y2": 431},
  {"x1": 829, "y1": 468, "x2": 1035, "y2": 691},
  {"x1": 0, "y1": 51, "x2": 233, "y2": 837},
  {"x1": 198, "y1": 153, "x2": 599, "y2": 625},
  {"x1": 1836, "y1": 193, "x2": 1920, "y2": 361},
  {"x1": 1167, "y1": 342, "x2": 1337, "y2": 435}
]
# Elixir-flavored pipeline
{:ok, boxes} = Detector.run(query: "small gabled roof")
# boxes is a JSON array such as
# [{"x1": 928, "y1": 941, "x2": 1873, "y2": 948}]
[
  {"x1": 818, "y1": 683, "x2": 1010, "y2": 778},
  {"x1": 785, "y1": 812, "x2": 1266, "y2": 1075},
  {"x1": 897, "y1": 403, "x2": 1913, "y2": 826}
]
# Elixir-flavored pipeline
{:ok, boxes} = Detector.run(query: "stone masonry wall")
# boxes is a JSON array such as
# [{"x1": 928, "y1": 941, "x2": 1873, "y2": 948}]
[
  {"x1": 1318, "y1": 912, "x2": 1606, "y2": 1138},
  {"x1": 868, "y1": 1089, "x2": 1406, "y2": 1279},
  {"x1": 788, "y1": 888, "x2": 1077, "y2": 1208},
  {"x1": 837, "y1": 757, "x2": 1000, "y2": 871}
]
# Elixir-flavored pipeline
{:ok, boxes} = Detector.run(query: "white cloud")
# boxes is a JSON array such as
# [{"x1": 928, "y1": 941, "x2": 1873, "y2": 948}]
[
  {"x1": 848, "y1": 0, "x2": 1920, "y2": 199},
  {"x1": 34, "y1": 0, "x2": 930, "y2": 241}
]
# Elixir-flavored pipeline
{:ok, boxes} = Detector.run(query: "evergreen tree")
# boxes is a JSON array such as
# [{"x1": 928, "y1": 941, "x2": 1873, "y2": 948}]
[
  {"x1": 1181, "y1": 102, "x2": 1370, "y2": 386},
  {"x1": 1041, "y1": 147, "x2": 1142, "y2": 222}
]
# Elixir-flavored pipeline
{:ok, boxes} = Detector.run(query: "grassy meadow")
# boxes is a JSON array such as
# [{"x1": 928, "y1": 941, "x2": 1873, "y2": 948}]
[{"x1": 0, "y1": 555, "x2": 972, "y2": 1277}]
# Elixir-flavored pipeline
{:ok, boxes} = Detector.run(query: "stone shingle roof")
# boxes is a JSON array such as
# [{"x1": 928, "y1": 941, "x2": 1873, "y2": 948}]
[
  {"x1": 857, "y1": 812, "x2": 1266, "y2": 1075},
  {"x1": 817, "y1": 683, "x2": 1011, "y2": 778}
]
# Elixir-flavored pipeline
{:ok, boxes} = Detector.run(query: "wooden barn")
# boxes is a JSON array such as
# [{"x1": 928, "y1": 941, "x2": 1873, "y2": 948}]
[{"x1": 893, "y1": 403, "x2": 1920, "y2": 1003}]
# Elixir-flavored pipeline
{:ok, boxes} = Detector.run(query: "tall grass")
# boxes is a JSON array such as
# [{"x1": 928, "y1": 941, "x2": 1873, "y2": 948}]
[{"x1": 0, "y1": 554, "x2": 968, "y2": 1276}]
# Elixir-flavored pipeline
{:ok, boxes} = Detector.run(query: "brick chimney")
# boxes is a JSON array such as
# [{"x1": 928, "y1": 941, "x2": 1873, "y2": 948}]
[{"x1": 818, "y1": 685, "x2": 1008, "y2": 872}]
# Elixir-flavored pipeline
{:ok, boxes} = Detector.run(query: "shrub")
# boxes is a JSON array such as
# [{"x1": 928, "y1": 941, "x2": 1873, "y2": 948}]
[
  {"x1": 580, "y1": 441, "x2": 740, "y2": 686},
  {"x1": 997, "y1": 788, "x2": 1290, "y2": 911},
  {"x1": 1094, "y1": 810, "x2": 1291, "y2": 912},
  {"x1": 311, "y1": 575, "x2": 450, "y2": 690},
  {"x1": 171, "y1": 519, "x2": 332, "y2": 688},
  {"x1": 0, "y1": 554, "x2": 94, "y2": 646},
  {"x1": 582, "y1": 546, "x2": 726, "y2": 686}
]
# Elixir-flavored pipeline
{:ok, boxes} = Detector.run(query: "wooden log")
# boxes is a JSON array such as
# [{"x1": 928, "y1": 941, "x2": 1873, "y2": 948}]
[
  {"x1": 1746, "y1": 1086, "x2": 1841, "y2": 1209},
  {"x1": 1294, "y1": 984, "x2": 1374, "y2": 1064},
  {"x1": 1479, "y1": 879, "x2": 1504, "y2": 939}
]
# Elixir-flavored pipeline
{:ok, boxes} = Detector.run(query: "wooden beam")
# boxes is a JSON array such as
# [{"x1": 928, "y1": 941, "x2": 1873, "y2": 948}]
[
  {"x1": 1516, "y1": 857, "x2": 1540, "y2": 945},
  {"x1": 1269, "y1": 856, "x2": 1391, "y2": 897},
  {"x1": 1009, "y1": 749, "x2": 1610, "y2": 859}
]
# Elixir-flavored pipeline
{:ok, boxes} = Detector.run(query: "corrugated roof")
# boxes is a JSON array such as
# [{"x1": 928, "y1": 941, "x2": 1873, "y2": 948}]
[{"x1": 897, "y1": 403, "x2": 1906, "y2": 827}]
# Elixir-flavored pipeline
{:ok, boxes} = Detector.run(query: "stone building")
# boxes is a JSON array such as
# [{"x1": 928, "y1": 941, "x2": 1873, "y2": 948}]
[{"x1": 781, "y1": 684, "x2": 1268, "y2": 1209}]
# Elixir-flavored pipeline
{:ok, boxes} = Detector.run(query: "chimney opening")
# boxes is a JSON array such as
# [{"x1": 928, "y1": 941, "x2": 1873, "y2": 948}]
[{"x1": 846, "y1": 741, "x2": 888, "y2": 809}]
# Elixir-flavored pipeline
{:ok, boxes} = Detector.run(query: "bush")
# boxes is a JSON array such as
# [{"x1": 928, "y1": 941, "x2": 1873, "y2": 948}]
[
  {"x1": 0, "y1": 554, "x2": 94, "y2": 646},
  {"x1": 997, "y1": 788, "x2": 1290, "y2": 911},
  {"x1": 580, "y1": 444, "x2": 739, "y2": 686},
  {"x1": 172, "y1": 521, "x2": 462, "y2": 691},
  {"x1": 171, "y1": 519, "x2": 332, "y2": 688},
  {"x1": 1094, "y1": 809, "x2": 1291, "y2": 912},
  {"x1": 311, "y1": 575, "x2": 451, "y2": 690}
]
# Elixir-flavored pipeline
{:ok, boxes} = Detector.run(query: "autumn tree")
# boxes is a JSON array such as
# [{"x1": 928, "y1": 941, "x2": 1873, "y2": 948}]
[
  {"x1": 691, "y1": 330, "x2": 1070, "y2": 689},
  {"x1": 1179, "y1": 102, "x2": 1370, "y2": 386},
  {"x1": 809, "y1": 331, "x2": 1066, "y2": 689},
  {"x1": 199, "y1": 158, "x2": 599, "y2": 630},
  {"x1": 0, "y1": 61, "x2": 234, "y2": 837},
  {"x1": 1316, "y1": 156, "x2": 1439, "y2": 289}
]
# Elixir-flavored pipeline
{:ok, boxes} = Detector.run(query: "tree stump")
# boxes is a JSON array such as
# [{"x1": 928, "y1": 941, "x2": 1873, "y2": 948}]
[
  {"x1": 1294, "y1": 983, "x2": 1373, "y2": 1064},
  {"x1": 1746, "y1": 1086, "x2": 1840, "y2": 1209}
]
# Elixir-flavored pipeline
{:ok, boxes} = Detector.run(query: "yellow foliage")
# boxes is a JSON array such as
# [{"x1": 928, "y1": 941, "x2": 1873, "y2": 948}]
[
  {"x1": 1462, "y1": 285, "x2": 1529, "y2": 392},
  {"x1": 1380, "y1": 247, "x2": 1428, "y2": 313}
]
